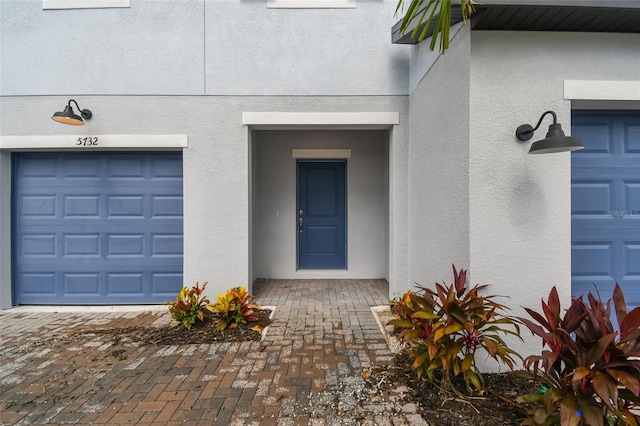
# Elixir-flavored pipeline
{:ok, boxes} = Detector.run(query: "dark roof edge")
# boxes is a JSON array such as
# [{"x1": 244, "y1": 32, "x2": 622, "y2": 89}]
[{"x1": 392, "y1": 4, "x2": 640, "y2": 45}]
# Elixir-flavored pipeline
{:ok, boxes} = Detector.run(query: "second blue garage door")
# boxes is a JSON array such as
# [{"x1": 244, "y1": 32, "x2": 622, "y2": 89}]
[
  {"x1": 572, "y1": 111, "x2": 640, "y2": 312},
  {"x1": 14, "y1": 152, "x2": 184, "y2": 305}
]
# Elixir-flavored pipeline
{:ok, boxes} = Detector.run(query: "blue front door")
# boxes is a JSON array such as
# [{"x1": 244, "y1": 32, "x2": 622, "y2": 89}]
[
  {"x1": 297, "y1": 161, "x2": 347, "y2": 269},
  {"x1": 571, "y1": 110, "x2": 640, "y2": 311}
]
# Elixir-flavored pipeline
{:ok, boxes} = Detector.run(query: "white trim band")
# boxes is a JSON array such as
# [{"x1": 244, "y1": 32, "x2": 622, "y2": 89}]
[
  {"x1": 0, "y1": 134, "x2": 188, "y2": 150},
  {"x1": 242, "y1": 112, "x2": 400, "y2": 130},
  {"x1": 564, "y1": 80, "x2": 640, "y2": 101}
]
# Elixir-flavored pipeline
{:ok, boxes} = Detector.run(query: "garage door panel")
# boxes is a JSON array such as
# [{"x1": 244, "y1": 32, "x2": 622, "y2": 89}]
[
  {"x1": 151, "y1": 157, "x2": 184, "y2": 179},
  {"x1": 572, "y1": 121, "x2": 613, "y2": 156},
  {"x1": 151, "y1": 234, "x2": 184, "y2": 256},
  {"x1": 625, "y1": 182, "x2": 640, "y2": 212},
  {"x1": 18, "y1": 155, "x2": 58, "y2": 178},
  {"x1": 626, "y1": 243, "x2": 640, "y2": 276},
  {"x1": 571, "y1": 241, "x2": 615, "y2": 276},
  {"x1": 107, "y1": 195, "x2": 145, "y2": 218},
  {"x1": 571, "y1": 180, "x2": 614, "y2": 215},
  {"x1": 17, "y1": 194, "x2": 182, "y2": 226},
  {"x1": 65, "y1": 273, "x2": 100, "y2": 294},
  {"x1": 63, "y1": 156, "x2": 102, "y2": 179},
  {"x1": 152, "y1": 273, "x2": 184, "y2": 295},
  {"x1": 108, "y1": 234, "x2": 145, "y2": 257},
  {"x1": 64, "y1": 195, "x2": 101, "y2": 218},
  {"x1": 151, "y1": 196, "x2": 183, "y2": 217},
  {"x1": 20, "y1": 232, "x2": 182, "y2": 259},
  {"x1": 21, "y1": 234, "x2": 57, "y2": 257},
  {"x1": 572, "y1": 111, "x2": 640, "y2": 314},
  {"x1": 19, "y1": 273, "x2": 56, "y2": 296},
  {"x1": 572, "y1": 279, "x2": 617, "y2": 301},
  {"x1": 107, "y1": 156, "x2": 146, "y2": 179},
  {"x1": 64, "y1": 234, "x2": 101, "y2": 256},
  {"x1": 108, "y1": 273, "x2": 144, "y2": 294},
  {"x1": 20, "y1": 195, "x2": 57, "y2": 218},
  {"x1": 624, "y1": 121, "x2": 640, "y2": 154},
  {"x1": 17, "y1": 265, "x2": 183, "y2": 301},
  {"x1": 14, "y1": 152, "x2": 184, "y2": 305}
]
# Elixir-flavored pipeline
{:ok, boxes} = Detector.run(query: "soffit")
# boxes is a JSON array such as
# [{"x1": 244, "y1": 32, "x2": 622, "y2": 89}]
[{"x1": 392, "y1": 4, "x2": 640, "y2": 44}]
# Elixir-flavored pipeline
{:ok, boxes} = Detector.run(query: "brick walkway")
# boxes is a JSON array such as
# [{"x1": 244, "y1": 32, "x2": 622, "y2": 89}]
[{"x1": 0, "y1": 279, "x2": 425, "y2": 425}]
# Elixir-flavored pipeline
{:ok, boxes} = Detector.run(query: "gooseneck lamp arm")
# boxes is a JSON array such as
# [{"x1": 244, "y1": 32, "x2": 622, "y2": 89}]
[
  {"x1": 68, "y1": 99, "x2": 92, "y2": 120},
  {"x1": 515, "y1": 110, "x2": 556, "y2": 141}
]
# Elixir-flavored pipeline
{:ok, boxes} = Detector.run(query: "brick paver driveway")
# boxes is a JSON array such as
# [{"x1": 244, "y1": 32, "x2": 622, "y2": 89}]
[{"x1": 0, "y1": 279, "x2": 424, "y2": 425}]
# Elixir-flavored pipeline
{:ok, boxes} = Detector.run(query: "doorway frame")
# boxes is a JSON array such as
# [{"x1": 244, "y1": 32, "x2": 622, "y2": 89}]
[{"x1": 243, "y1": 111, "x2": 402, "y2": 289}]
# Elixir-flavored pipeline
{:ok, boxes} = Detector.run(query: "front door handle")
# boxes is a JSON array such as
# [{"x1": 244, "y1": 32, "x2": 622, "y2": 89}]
[{"x1": 298, "y1": 217, "x2": 303, "y2": 233}]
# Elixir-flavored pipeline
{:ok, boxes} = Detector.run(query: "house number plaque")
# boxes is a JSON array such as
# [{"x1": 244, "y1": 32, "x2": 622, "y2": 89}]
[{"x1": 76, "y1": 137, "x2": 99, "y2": 146}]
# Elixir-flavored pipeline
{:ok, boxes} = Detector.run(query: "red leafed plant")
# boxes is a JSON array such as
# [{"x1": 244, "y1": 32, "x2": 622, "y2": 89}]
[
  {"x1": 517, "y1": 284, "x2": 640, "y2": 425},
  {"x1": 389, "y1": 265, "x2": 521, "y2": 392},
  {"x1": 168, "y1": 281, "x2": 210, "y2": 331}
]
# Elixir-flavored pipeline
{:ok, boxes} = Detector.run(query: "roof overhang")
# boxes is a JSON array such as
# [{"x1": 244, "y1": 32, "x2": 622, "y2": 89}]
[{"x1": 392, "y1": 1, "x2": 640, "y2": 44}]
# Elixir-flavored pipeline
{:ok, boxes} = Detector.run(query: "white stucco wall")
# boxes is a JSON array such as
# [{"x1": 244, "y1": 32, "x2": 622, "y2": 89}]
[
  {"x1": 408, "y1": 22, "x2": 465, "y2": 95},
  {"x1": 0, "y1": 152, "x2": 11, "y2": 308},
  {"x1": 252, "y1": 130, "x2": 388, "y2": 279},
  {"x1": 469, "y1": 31, "x2": 640, "y2": 362},
  {"x1": 0, "y1": 0, "x2": 410, "y2": 96},
  {"x1": 0, "y1": 0, "x2": 205, "y2": 96},
  {"x1": 406, "y1": 25, "x2": 471, "y2": 294},
  {"x1": 206, "y1": 0, "x2": 409, "y2": 95},
  {"x1": 388, "y1": 124, "x2": 410, "y2": 298},
  {"x1": 0, "y1": 95, "x2": 408, "y2": 308}
]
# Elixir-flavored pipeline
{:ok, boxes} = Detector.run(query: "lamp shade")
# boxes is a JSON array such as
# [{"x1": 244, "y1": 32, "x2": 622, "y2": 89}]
[
  {"x1": 515, "y1": 111, "x2": 584, "y2": 154},
  {"x1": 52, "y1": 106, "x2": 85, "y2": 125},
  {"x1": 528, "y1": 123, "x2": 584, "y2": 154},
  {"x1": 51, "y1": 100, "x2": 92, "y2": 126}
]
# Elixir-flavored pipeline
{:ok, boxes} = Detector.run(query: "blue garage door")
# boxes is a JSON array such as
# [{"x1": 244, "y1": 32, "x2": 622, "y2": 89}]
[
  {"x1": 14, "y1": 152, "x2": 184, "y2": 304},
  {"x1": 572, "y1": 111, "x2": 640, "y2": 311}
]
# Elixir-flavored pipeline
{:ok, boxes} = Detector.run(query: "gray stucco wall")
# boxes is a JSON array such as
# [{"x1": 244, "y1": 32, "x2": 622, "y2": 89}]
[
  {"x1": 0, "y1": 0, "x2": 205, "y2": 95},
  {"x1": 0, "y1": 95, "x2": 408, "y2": 308},
  {"x1": 0, "y1": 0, "x2": 410, "y2": 96},
  {"x1": 0, "y1": 153, "x2": 11, "y2": 308},
  {"x1": 406, "y1": 25, "x2": 471, "y2": 294},
  {"x1": 252, "y1": 130, "x2": 388, "y2": 279},
  {"x1": 469, "y1": 30, "x2": 640, "y2": 362}
]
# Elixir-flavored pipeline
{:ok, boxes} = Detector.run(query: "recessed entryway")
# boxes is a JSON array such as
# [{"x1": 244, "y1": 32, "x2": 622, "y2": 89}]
[{"x1": 250, "y1": 130, "x2": 389, "y2": 280}]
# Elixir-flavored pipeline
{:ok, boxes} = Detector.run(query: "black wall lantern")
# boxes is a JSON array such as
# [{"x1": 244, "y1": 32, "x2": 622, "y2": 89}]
[
  {"x1": 515, "y1": 110, "x2": 583, "y2": 154},
  {"x1": 52, "y1": 99, "x2": 92, "y2": 126}
]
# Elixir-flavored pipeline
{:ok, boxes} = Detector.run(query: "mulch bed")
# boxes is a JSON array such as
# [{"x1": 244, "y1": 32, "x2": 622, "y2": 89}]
[
  {"x1": 364, "y1": 352, "x2": 538, "y2": 425},
  {"x1": 74, "y1": 309, "x2": 273, "y2": 345}
]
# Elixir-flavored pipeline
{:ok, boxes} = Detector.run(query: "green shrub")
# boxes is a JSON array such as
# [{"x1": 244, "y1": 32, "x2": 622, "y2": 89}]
[
  {"x1": 168, "y1": 282, "x2": 210, "y2": 331},
  {"x1": 389, "y1": 265, "x2": 521, "y2": 392},
  {"x1": 206, "y1": 286, "x2": 260, "y2": 331},
  {"x1": 517, "y1": 285, "x2": 640, "y2": 425}
]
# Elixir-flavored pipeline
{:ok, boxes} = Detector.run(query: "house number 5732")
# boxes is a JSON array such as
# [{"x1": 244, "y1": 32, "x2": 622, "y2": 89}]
[{"x1": 76, "y1": 137, "x2": 98, "y2": 146}]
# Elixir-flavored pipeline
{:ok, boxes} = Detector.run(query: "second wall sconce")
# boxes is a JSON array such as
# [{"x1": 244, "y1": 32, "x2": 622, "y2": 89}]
[
  {"x1": 515, "y1": 110, "x2": 583, "y2": 154},
  {"x1": 52, "y1": 99, "x2": 92, "y2": 126}
]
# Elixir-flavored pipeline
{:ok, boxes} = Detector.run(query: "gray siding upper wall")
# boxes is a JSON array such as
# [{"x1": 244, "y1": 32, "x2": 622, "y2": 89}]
[{"x1": 1, "y1": 0, "x2": 410, "y2": 96}]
